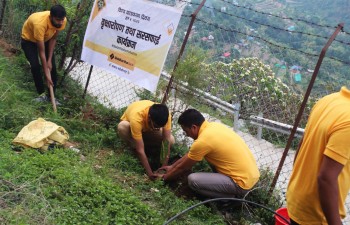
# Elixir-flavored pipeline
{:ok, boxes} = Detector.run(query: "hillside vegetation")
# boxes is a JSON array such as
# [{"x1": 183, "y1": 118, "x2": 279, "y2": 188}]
[{"x1": 0, "y1": 51, "x2": 227, "y2": 225}]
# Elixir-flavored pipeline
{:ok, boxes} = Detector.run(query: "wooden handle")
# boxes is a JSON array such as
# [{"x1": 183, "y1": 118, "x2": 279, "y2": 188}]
[
  {"x1": 47, "y1": 69, "x2": 57, "y2": 113},
  {"x1": 49, "y1": 85, "x2": 57, "y2": 113}
]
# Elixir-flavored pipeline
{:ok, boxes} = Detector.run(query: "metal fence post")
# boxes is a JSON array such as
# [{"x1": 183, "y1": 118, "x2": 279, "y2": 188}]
[
  {"x1": 233, "y1": 102, "x2": 240, "y2": 131},
  {"x1": 161, "y1": 0, "x2": 207, "y2": 104},
  {"x1": 256, "y1": 112, "x2": 263, "y2": 140},
  {"x1": 269, "y1": 23, "x2": 344, "y2": 194},
  {"x1": 83, "y1": 65, "x2": 94, "y2": 99}
]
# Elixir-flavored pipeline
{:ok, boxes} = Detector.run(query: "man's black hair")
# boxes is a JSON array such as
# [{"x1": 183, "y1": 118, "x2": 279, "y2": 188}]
[
  {"x1": 50, "y1": 4, "x2": 66, "y2": 19},
  {"x1": 149, "y1": 104, "x2": 169, "y2": 127},
  {"x1": 178, "y1": 109, "x2": 205, "y2": 128}
]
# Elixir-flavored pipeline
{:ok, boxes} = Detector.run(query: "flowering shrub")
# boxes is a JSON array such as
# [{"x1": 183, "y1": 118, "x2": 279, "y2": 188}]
[{"x1": 203, "y1": 57, "x2": 312, "y2": 125}]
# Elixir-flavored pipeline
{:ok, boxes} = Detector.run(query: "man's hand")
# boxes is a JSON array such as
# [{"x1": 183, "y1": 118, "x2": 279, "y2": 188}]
[
  {"x1": 157, "y1": 165, "x2": 172, "y2": 173},
  {"x1": 45, "y1": 73, "x2": 54, "y2": 87},
  {"x1": 152, "y1": 173, "x2": 165, "y2": 180},
  {"x1": 148, "y1": 173, "x2": 158, "y2": 181},
  {"x1": 45, "y1": 71, "x2": 54, "y2": 87}
]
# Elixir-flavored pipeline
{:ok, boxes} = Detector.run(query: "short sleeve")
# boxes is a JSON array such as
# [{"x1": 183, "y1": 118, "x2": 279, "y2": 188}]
[
  {"x1": 33, "y1": 25, "x2": 45, "y2": 41},
  {"x1": 324, "y1": 125, "x2": 350, "y2": 165},
  {"x1": 187, "y1": 140, "x2": 208, "y2": 161},
  {"x1": 130, "y1": 120, "x2": 143, "y2": 140},
  {"x1": 164, "y1": 114, "x2": 172, "y2": 130}
]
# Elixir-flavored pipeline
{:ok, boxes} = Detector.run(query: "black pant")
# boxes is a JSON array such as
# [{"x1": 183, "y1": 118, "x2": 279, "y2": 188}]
[{"x1": 21, "y1": 39, "x2": 57, "y2": 95}]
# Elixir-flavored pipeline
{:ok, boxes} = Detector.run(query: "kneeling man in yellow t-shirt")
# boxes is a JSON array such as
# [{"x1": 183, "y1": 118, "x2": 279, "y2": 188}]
[{"x1": 157, "y1": 108, "x2": 260, "y2": 198}]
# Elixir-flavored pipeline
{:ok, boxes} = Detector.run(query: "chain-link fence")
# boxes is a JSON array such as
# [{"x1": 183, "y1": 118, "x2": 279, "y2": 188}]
[
  {"x1": 1, "y1": 0, "x2": 349, "y2": 222},
  {"x1": 69, "y1": 62, "x2": 142, "y2": 109}
]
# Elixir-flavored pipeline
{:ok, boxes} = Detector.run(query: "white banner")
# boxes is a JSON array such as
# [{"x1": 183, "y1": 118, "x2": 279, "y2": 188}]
[{"x1": 81, "y1": 0, "x2": 183, "y2": 92}]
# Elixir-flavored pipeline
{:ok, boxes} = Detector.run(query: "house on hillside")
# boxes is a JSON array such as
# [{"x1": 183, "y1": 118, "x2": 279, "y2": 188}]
[
  {"x1": 287, "y1": 25, "x2": 295, "y2": 31},
  {"x1": 290, "y1": 65, "x2": 302, "y2": 83},
  {"x1": 238, "y1": 39, "x2": 249, "y2": 49},
  {"x1": 290, "y1": 65, "x2": 302, "y2": 72},
  {"x1": 223, "y1": 52, "x2": 231, "y2": 58},
  {"x1": 247, "y1": 36, "x2": 254, "y2": 41},
  {"x1": 294, "y1": 73, "x2": 302, "y2": 82}
]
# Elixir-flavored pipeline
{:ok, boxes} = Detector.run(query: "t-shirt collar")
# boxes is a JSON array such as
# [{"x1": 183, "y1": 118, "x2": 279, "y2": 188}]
[{"x1": 198, "y1": 120, "x2": 209, "y2": 136}]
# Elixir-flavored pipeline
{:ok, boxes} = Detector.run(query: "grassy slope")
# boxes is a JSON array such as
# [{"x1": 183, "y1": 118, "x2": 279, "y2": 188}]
[{"x1": 0, "y1": 52, "x2": 225, "y2": 224}]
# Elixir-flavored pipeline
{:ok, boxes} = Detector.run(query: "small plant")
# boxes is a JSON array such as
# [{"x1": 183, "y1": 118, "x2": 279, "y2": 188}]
[{"x1": 241, "y1": 168, "x2": 284, "y2": 225}]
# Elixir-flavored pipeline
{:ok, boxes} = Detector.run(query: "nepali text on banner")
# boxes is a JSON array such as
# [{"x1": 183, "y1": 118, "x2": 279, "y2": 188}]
[{"x1": 81, "y1": 0, "x2": 183, "y2": 92}]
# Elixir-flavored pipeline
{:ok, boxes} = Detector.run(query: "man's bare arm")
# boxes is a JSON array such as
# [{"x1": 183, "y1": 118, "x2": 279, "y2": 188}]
[
  {"x1": 318, "y1": 155, "x2": 343, "y2": 225},
  {"x1": 36, "y1": 41, "x2": 53, "y2": 87},
  {"x1": 134, "y1": 139, "x2": 155, "y2": 180},
  {"x1": 163, "y1": 154, "x2": 197, "y2": 181},
  {"x1": 46, "y1": 31, "x2": 59, "y2": 70},
  {"x1": 161, "y1": 129, "x2": 173, "y2": 166}
]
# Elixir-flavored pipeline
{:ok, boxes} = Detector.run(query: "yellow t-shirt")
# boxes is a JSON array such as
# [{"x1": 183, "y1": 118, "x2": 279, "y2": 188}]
[
  {"x1": 187, "y1": 121, "x2": 260, "y2": 190},
  {"x1": 120, "y1": 100, "x2": 171, "y2": 140},
  {"x1": 21, "y1": 11, "x2": 67, "y2": 42},
  {"x1": 287, "y1": 87, "x2": 350, "y2": 224}
]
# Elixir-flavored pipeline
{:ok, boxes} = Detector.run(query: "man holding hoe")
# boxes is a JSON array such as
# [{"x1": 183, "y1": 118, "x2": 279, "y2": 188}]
[{"x1": 21, "y1": 4, "x2": 67, "y2": 104}]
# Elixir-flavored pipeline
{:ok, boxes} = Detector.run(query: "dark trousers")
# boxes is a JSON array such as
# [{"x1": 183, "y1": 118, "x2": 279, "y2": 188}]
[{"x1": 21, "y1": 39, "x2": 57, "y2": 95}]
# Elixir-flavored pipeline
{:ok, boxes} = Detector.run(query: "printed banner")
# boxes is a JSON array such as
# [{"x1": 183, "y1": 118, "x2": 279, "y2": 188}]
[{"x1": 81, "y1": 0, "x2": 183, "y2": 92}]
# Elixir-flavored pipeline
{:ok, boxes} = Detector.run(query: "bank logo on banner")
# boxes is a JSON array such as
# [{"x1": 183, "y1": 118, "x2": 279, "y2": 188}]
[{"x1": 81, "y1": 0, "x2": 183, "y2": 92}]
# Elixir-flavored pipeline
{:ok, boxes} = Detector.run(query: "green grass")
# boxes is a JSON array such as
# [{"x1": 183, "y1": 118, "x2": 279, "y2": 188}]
[
  {"x1": 0, "y1": 50, "x2": 285, "y2": 224},
  {"x1": 0, "y1": 52, "x2": 226, "y2": 224}
]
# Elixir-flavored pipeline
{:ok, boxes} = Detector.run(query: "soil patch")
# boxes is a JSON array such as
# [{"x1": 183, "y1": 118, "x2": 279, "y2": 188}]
[{"x1": 0, "y1": 38, "x2": 19, "y2": 57}]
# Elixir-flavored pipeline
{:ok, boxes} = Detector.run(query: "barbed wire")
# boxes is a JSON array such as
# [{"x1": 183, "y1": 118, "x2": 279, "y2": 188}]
[
  {"x1": 181, "y1": 13, "x2": 350, "y2": 65},
  {"x1": 215, "y1": 0, "x2": 350, "y2": 35},
  {"x1": 181, "y1": 0, "x2": 350, "y2": 45}
]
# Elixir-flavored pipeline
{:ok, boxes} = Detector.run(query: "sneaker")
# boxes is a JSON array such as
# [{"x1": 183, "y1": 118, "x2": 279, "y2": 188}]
[
  {"x1": 33, "y1": 94, "x2": 49, "y2": 102},
  {"x1": 54, "y1": 99, "x2": 62, "y2": 106},
  {"x1": 68, "y1": 146, "x2": 80, "y2": 153},
  {"x1": 48, "y1": 97, "x2": 62, "y2": 106}
]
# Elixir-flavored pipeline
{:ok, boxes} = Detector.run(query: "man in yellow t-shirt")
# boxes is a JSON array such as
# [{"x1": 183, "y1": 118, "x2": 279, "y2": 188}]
[
  {"x1": 158, "y1": 109, "x2": 260, "y2": 198},
  {"x1": 21, "y1": 5, "x2": 67, "y2": 103},
  {"x1": 287, "y1": 87, "x2": 350, "y2": 225},
  {"x1": 118, "y1": 100, "x2": 175, "y2": 180}
]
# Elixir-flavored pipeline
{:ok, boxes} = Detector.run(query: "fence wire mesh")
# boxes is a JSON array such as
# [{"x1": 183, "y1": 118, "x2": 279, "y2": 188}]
[
  {"x1": 68, "y1": 62, "x2": 142, "y2": 109},
  {"x1": 165, "y1": 0, "x2": 350, "y2": 221},
  {"x1": 0, "y1": 0, "x2": 349, "y2": 222}
]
